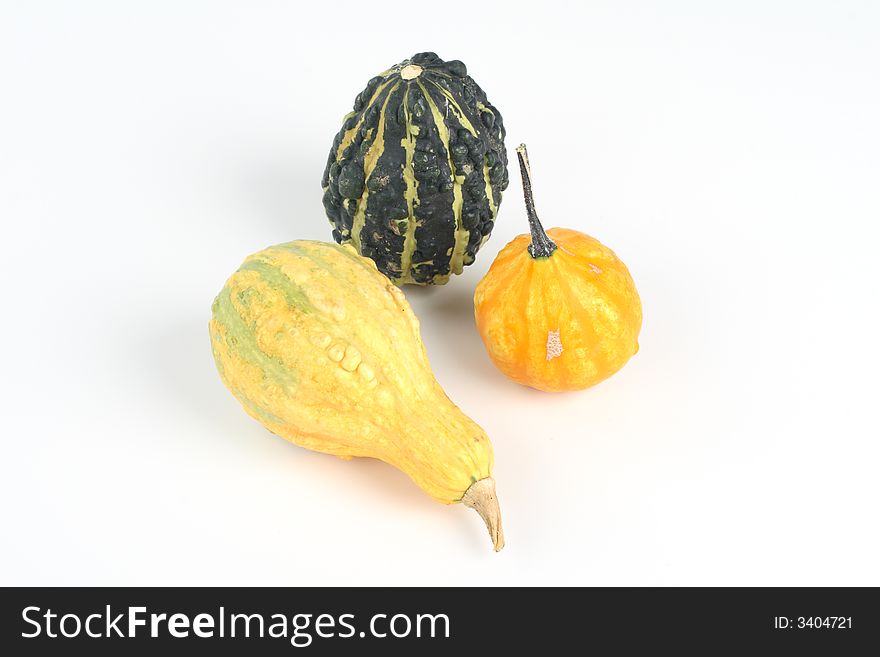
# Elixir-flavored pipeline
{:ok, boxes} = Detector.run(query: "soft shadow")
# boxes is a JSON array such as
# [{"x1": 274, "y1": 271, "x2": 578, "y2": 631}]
[
  {"x1": 137, "y1": 314, "x2": 460, "y2": 522},
  {"x1": 205, "y1": 139, "x2": 329, "y2": 240},
  {"x1": 403, "y1": 281, "x2": 508, "y2": 387},
  {"x1": 139, "y1": 313, "x2": 257, "y2": 439},
  {"x1": 240, "y1": 155, "x2": 323, "y2": 237}
]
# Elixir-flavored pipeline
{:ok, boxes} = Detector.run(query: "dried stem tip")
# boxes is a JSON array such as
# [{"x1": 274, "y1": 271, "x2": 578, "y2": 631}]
[
  {"x1": 516, "y1": 144, "x2": 557, "y2": 259},
  {"x1": 462, "y1": 477, "x2": 505, "y2": 551}
]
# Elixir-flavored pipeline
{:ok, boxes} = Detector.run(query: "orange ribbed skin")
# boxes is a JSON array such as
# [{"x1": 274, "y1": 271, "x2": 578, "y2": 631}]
[{"x1": 474, "y1": 227, "x2": 642, "y2": 392}]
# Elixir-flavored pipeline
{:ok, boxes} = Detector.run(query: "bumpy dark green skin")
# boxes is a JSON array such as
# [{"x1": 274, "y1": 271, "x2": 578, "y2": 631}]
[{"x1": 321, "y1": 52, "x2": 508, "y2": 285}]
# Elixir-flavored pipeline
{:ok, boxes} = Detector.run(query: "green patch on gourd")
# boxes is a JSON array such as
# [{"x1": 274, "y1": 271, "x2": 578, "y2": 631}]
[
  {"x1": 239, "y1": 259, "x2": 312, "y2": 313},
  {"x1": 211, "y1": 286, "x2": 296, "y2": 390}
]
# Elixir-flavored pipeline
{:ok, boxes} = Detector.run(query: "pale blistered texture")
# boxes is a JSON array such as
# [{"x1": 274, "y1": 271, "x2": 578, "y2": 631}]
[
  {"x1": 210, "y1": 241, "x2": 493, "y2": 503},
  {"x1": 474, "y1": 228, "x2": 642, "y2": 392}
]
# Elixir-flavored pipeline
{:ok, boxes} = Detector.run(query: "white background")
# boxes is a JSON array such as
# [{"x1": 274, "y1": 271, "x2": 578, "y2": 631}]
[{"x1": 2, "y1": 1, "x2": 879, "y2": 586}]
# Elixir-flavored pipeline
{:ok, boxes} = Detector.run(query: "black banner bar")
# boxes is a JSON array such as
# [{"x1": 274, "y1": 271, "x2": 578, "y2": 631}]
[{"x1": 1, "y1": 587, "x2": 876, "y2": 654}]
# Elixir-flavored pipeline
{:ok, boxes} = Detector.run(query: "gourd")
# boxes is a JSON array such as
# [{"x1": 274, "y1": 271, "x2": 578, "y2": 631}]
[
  {"x1": 209, "y1": 240, "x2": 504, "y2": 550},
  {"x1": 474, "y1": 145, "x2": 642, "y2": 392},
  {"x1": 321, "y1": 52, "x2": 508, "y2": 286}
]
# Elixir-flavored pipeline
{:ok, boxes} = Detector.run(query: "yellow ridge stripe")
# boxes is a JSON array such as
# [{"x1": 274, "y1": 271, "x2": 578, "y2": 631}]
[
  {"x1": 335, "y1": 77, "x2": 396, "y2": 161},
  {"x1": 399, "y1": 85, "x2": 419, "y2": 284},
  {"x1": 418, "y1": 80, "x2": 467, "y2": 276},
  {"x1": 351, "y1": 80, "x2": 400, "y2": 252},
  {"x1": 483, "y1": 159, "x2": 497, "y2": 218},
  {"x1": 426, "y1": 78, "x2": 477, "y2": 136}
]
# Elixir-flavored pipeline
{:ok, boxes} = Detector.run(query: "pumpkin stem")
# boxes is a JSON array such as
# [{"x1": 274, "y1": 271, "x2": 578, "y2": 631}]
[
  {"x1": 516, "y1": 144, "x2": 557, "y2": 259},
  {"x1": 462, "y1": 477, "x2": 505, "y2": 551}
]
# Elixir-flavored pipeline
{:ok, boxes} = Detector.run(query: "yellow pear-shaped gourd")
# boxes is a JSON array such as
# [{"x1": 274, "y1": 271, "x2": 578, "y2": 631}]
[
  {"x1": 210, "y1": 240, "x2": 503, "y2": 549},
  {"x1": 474, "y1": 145, "x2": 642, "y2": 392}
]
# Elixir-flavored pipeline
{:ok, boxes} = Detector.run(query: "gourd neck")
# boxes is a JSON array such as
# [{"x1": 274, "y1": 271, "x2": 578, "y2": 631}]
[{"x1": 516, "y1": 144, "x2": 557, "y2": 259}]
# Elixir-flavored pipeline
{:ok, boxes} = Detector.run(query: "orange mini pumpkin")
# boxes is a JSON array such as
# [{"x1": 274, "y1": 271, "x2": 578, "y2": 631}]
[{"x1": 473, "y1": 145, "x2": 642, "y2": 392}]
